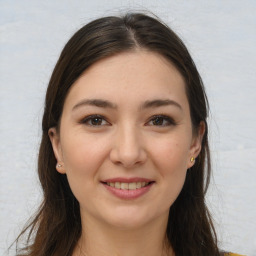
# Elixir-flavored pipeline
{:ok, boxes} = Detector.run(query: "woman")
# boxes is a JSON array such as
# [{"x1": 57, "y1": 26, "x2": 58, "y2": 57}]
[{"x1": 15, "y1": 12, "x2": 242, "y2": 256}]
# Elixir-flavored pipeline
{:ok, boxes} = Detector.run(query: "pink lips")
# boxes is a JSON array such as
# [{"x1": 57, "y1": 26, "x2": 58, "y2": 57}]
[
  {"x1": 101, "y1": 177, "x2": 155, "y2": 200},
  {"x1": 102, "y1": 177, "x2": 152, "y2": 183}
]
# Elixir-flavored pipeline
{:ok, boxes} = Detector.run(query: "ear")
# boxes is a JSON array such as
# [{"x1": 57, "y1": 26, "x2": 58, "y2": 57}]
[
  {"x1": 187, "y1": 121, "x2": 205, "y2": 169},
  {"x1": 48, "y1": 127, "x2": 66, "y2": 174}
]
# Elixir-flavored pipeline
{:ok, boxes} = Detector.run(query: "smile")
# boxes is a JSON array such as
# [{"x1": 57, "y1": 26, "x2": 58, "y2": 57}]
[
  {"x1": 101, "y1": 178, "x2": 155, "y2": 199},
  {"x1": 106, "y1": 181, "x2": 151, "y2": 190}
]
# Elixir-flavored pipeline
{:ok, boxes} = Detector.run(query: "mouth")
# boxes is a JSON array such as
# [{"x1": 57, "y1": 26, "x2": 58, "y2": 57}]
[
  {"x1": 102, "y1": 181, "x2": 154, "y2": 190},
  {"x1": 101, "y1": 178, "x2": 155, "y2": 199}
]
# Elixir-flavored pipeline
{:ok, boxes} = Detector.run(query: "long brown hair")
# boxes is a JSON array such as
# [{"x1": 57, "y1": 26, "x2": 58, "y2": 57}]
[{"x1": 15, "y1": 12, "x2": 220, "y2": 256}]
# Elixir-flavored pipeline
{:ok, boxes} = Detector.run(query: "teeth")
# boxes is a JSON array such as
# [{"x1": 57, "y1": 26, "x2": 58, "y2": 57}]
[
  {"x1": 136, "y1": 182, "x2": 142, "y2": 189},
  {"x1": 121, "y1": 183, "x2": 128, "y2": 189},
  {"x1": 106, "y1": 181, "x2": 151, "y2": 190},
  {"x1": 128, "y1": 182, "x2": 136, "y2": 190},
  {"x1": 115, "y1": 182, "x2": 121, "y2": 189}
]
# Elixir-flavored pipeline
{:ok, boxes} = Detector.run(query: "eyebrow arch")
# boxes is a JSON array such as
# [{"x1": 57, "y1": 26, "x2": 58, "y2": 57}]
[
  {"x1": 72, "y1": 99, "x2": 117, "y2": 111},
  {"x1": 141, "y1": 99, "x2": 182, "y2": 110}
]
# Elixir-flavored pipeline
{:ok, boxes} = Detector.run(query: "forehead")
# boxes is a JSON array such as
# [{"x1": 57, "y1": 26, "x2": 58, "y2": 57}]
[{"x1": 63, "y1": 50, "x2": 188, "y2": 110}]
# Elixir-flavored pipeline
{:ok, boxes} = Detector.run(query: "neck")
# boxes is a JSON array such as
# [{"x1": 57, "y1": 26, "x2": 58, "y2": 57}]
[{"x1": 74, "y1": 211, "x2": 174, "y2": 256}]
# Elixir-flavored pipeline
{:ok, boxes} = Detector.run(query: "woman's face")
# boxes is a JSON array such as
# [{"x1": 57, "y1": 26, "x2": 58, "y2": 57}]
[{"x1": 49, "y1": 51, "x2": 203, "y2": 229}]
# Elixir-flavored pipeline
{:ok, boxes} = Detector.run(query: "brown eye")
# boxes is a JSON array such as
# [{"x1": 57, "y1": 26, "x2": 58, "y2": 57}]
[
  {"x1": 90, "y1": 117, "x2": 103, "y2": 126},
  {"x1": 81, "y1": 115, "x2": 109, "y2": 126},
  {"x1": 147, "y1": 115, "x2": 176, "y2": 127},
  {"x1": 152, "y1": 117, "x2": 164, "y2": 126}
]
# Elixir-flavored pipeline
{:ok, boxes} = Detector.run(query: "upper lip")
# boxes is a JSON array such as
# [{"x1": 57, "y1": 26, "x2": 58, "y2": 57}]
[{"x1": 101, "y1": 177, "x2": 154, "y2": 183}]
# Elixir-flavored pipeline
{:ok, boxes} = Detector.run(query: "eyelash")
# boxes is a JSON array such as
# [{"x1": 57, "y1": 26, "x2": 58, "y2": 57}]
[
  {"x1": 146, "y1": 115, "x2": 176, "y2": 127},
  {"x1": 80, "y1": 114, "x2": 110, "y2": 127},
  {"x1": 80, "y1": 114, "x2": 176, "y2": 127}
]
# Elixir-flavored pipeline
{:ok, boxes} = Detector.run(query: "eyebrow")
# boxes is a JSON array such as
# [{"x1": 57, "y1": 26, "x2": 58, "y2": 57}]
[
  {"x1": 72, "y1": 98, "x2": 182, "y2": 111},
  {"x1": 141, "y1": 99, "x2": 182, "y2": 110},
  {"x1": 72, "y1": 99, "x2": 117, "y2": 111}
]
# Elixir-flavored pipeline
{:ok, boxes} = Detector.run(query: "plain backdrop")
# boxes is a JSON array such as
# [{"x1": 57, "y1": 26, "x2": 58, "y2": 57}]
[{"x1": 0, "y1": 1, "x2": 255, "y2": 255}]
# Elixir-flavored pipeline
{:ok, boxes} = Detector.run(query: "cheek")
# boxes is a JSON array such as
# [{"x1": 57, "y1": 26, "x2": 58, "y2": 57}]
[
  {"x1": 159, "y1": 142, "x2": 188, "y2": 187},
  {"x1": 60, "y1": 134, "x2": 110, "y2": 205},
  {"x1": 61, "y1": 133, "x2": 109, "y2": 178},
  {"x1": 149, "y1": 136, "x2": 190, "y2": 205},
  {"x1": 151, "y1": 136, "x2": 190, "y2": 174}
]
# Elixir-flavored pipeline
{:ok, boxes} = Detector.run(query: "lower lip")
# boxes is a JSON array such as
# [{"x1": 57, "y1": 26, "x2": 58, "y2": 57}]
[{"x1": 102, "y1": 182, "x2": 154, "y2": 200}]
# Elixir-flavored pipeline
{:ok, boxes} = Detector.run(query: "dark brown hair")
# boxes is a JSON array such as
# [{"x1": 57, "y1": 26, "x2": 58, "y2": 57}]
[{"x1": 15, "y1": 12, "x2": 220, "y2": 256}]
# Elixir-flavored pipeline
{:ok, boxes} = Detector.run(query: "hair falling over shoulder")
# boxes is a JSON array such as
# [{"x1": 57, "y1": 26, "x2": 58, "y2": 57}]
[{"x1": 13, "y1": 12, "x2": 221, "y2": 256}]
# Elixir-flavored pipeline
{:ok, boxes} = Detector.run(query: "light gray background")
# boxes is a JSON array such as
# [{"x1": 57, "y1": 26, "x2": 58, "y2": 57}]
[{"x1": 0, "y1": 1, "x2": 255, "y2": 255}]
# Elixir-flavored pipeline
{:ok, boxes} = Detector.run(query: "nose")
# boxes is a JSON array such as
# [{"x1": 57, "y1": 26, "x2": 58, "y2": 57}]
[{"x1": 109, "y1": 124, "x2": 147, "y2": 168}]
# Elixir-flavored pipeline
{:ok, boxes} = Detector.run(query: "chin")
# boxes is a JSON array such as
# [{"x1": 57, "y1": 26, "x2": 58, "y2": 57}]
[{"x1": 100, "y1": 205, "x2": 164, "y2": 230}]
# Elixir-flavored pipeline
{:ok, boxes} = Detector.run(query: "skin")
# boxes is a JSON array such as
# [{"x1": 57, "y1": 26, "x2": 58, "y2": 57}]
[{"x1": 49, "y1": 50, "x2": 204, "y2": 256}]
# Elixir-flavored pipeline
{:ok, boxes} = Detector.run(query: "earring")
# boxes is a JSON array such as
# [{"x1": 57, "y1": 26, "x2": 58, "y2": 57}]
[
  {"x1": 190, "y1": 157, "x2": 195, "y2": 163},
  {"x1": 57, "y1": 163, "x2": 62, "y2": 168}
]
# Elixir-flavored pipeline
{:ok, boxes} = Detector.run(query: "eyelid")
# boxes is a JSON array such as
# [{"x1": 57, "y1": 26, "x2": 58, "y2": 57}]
[
  {"x1": 80, "y1": 114, "x2": 110, "y2": 126},
  {"x1": 145, "y1": 114, "x2": 176, "y2": 126}
]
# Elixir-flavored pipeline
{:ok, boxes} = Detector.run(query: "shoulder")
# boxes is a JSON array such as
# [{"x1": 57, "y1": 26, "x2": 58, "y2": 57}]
[{"x1": 224, "y1": 253, "x2": 246, "y2": 256}]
